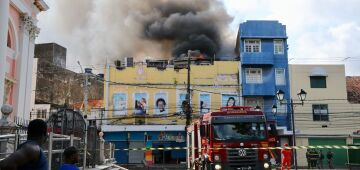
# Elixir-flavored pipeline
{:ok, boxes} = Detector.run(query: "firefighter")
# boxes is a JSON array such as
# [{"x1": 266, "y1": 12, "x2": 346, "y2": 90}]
[
  {"x1": 306, "y1": 149, "x2": 311, "y2": 169},
  {"x1": 281, "y1": 143, "x2": 292, "y2": 170},
  {"x1": 309, "y1": 149, "x2": 319, "y2": 168},
  {"x1": 318, "y1": 149, "x2": 324, "y2": 169}
]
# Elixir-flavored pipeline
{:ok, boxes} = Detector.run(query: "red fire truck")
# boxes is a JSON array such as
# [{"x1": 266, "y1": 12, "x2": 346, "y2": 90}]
[{"x1": 187, "y1": 106, "x2": 272, "y2": 170}]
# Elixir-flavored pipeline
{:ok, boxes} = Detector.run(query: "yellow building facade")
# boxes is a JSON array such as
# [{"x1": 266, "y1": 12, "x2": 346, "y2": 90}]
[{"x1": 104, "y1": 61, "x2": 240, "y2": 125}]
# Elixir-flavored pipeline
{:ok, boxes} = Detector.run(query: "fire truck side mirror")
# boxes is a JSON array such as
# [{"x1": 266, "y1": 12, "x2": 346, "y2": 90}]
[{"x1": 200, "y1": 125, "x2": 205, "y2": 137}]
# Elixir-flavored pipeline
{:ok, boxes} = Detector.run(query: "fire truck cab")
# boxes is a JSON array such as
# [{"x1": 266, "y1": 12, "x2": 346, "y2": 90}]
[{"x1": 187, "y1": 106, "x2": 271, "y2": 170}]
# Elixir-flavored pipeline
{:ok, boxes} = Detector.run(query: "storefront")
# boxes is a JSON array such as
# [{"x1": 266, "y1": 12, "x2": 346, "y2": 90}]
[{"x1": 102, "y1": 125, "x2": 186, "y2": 165}]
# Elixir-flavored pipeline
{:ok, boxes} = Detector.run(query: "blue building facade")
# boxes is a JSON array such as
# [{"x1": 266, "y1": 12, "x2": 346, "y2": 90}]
[
  {"x1": 237, "y1": 20, "x2": 291, "y2": 130},
  {"x1": 103, "y1": 125, "x2": 186, "y2": 164}
]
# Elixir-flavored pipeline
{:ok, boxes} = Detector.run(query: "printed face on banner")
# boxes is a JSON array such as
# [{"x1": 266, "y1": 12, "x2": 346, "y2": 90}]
[
  {"x1": 199, "y1": 93, "x2": 211, "y2": 115},
  {"x1": 155, "y1": 93, "x2": 168, "y2": 115},
  {"x1": 221, "y1": 94, "x2": 238, "y2": 107},
  {"x1": 113, "y1": 93, "x2": 127, "y2": 116},
  {"x1": 134, "y1": 93, "x2": 148, "y2": 115},
  {"x1": 177, "y1": 93, "x2": 187, "y2": 113}
]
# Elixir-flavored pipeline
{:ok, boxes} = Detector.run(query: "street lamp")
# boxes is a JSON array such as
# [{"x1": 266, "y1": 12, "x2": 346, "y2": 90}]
[
  {"x1": 271, "y1": 105, "x2": 277, "y2": 114},
  {"x1": 276, "y1": 90, "x2": 285, "y2": 101},
  {"x1": 255, "y1": 105, "x2": 261, "y2": 111},
  {"x1": 297, "y1": 89, "x2": 307, "y2": 105},
  {"x1": 275, "y1": 89, "x2": 307, "y2": 170}
]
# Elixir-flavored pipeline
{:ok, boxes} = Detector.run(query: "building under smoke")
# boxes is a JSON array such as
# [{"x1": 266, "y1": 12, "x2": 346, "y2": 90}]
[{"x1": 52, "y1": 0, "x2": 236, "y2": 65}]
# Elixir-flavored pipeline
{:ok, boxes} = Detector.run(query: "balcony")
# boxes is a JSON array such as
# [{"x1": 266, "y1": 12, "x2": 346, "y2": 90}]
[
  {"x1": 242, "y1": 83, "x2": 275, "y2": 96},
  {"x1": 241, "y1": 52, "x2": 274, "y2": 65}
]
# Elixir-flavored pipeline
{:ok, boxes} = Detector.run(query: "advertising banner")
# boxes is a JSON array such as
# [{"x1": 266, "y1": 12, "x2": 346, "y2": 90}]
[
  {"x1": 134, "y1": 93, "x2": 148, "y2": 115},
  {"x1": 154, "y1": 93, "x2": 168, "y2": 115},
  {"x1": 113, "y1": 93, "x2": 127, "y2": 116}
]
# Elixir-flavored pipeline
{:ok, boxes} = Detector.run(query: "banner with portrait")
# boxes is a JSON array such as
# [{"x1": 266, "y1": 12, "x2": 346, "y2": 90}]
[
  {"x1": 176, "y1": 93, "x2": 187, "y2": 113},
  {"x1": 221, "y1": 94, "x2": 239, "y2": 107},
  {"x1": 154, "y1": 92, "x2": 168, "y2": 115},
  {"x1": 134, "y1": 92, "x2": 148, "y2": 115},
  {"x1": 199, "y1": 93, "x2": 211, "y2": 115},
  {"x1": 113, "y1": 92, "x2": 127, "y2": 116}
]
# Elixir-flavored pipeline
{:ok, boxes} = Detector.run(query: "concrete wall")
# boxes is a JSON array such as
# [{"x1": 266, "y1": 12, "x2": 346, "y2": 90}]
[{"x1": 35, "y1": 59, "x2": 103, "y2": 107}]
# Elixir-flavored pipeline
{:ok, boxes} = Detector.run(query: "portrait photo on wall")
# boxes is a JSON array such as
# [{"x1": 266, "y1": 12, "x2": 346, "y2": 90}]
[
  {"x1": 113, "y1": 92, "x2": 127, "y2": 116},
  {"x1": 177, "y1": 93, "x2": 187, "y2": 113},
  {"x1": 199, "y1": 93, "x2": 211, "y2": 115},
  {"x1": 154, "y1": 93, "x2": 168, "y2": 115},
  {"x1": 221, "y1": 94, "x2": 239, "y2": 107},
  {"x1": 134, "y1": 93, "x2": 148, "y2": 115}
]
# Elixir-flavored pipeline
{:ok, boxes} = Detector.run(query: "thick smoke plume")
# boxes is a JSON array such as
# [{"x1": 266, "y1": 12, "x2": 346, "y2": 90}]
[{"x1": 48, "y1": 0, "x2": 234, "y2": 64}]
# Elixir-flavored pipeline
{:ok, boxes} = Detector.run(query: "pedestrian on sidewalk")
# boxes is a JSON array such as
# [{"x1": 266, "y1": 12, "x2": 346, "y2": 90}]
[
  {"x1": 327, "y1": 149, "x2": 334, "y2": 169},
  {"x1": 0, "y1": 119, "x2": 48, "y2": 170},
  {"x1": 281, "y1": 143, "x2": 292, "y2": 170},
  {"x1": 317, "y1": 149, "x2": 324, "y2": 169},
  {"x1": 59, "y1": 146, "x2": 80, "y2": 170}
]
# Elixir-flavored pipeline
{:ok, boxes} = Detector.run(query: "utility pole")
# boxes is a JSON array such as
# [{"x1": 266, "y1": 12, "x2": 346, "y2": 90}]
[
  {"x1": 186, "y1": 50, "x2": 192, "y2": 126},
  {"x1": 77, "y1": 61, "x2": 90, "y2": 115},
  {"x1": 290, "y1": 99, "x2": 298, "y2": 170},
  {"x1": 84, "y1": 71, "x2": 89, "y2": 114}
]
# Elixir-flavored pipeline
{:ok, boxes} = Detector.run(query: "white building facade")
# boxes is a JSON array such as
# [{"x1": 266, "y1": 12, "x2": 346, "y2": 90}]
[{"x1": 289, "y1": 64, "x2": 360, "y2": 168}]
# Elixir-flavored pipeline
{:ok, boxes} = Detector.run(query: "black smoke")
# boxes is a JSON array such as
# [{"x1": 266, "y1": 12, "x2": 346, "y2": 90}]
[
  {"x1": 143, "y1": 0, "x2": 230, "y2": 58},
  {"x1": 48, "y1": 0, "x2": 234, "y2": 65}
]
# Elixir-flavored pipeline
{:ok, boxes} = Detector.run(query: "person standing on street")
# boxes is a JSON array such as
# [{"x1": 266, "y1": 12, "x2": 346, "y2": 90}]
[
  {"x1": 0, "y1": 119, "x2": 48, "y2": 170},
  {"x1": 327, "y1": 149, "x2": 334, "y2": 169},
  {"x1": 281, "y1": 143, "x2": 292, "y2": 170},
  {"x1": 318, "y1": 149, "x2": 324, "y2": 169},
  {"x1": 59, "y1": 146, "x2": 80, "y2": 170}
]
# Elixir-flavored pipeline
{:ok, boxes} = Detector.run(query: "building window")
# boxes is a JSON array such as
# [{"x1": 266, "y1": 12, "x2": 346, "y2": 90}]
[
  {"x1": 312, "y1": 104, "x2": 329, "y2": 121},
  {"x1": 274, "y1": 39, "x2": 284, "y2": 54},
  {"x1": 276, "y1": 101, "x2": 287, "y2": 114},
  {"x1": 7, "y1": 31, "x2": 11, "y2": 48},
  {"x1": 275, "y1": 68, "x2": 285, "y2": 85},
  {"x1": 245, "y1": 97, "x2": 264, "y2": 109},
  {"x1": 244, "y1": 39, "x2": 261, "y2": 53},
  {"x1": 41, "y1": 109, "x2": 47, "y2": 119},
  {"x1": 310, "y1": 76, "x2": 327, "y2": 88},
  {"x1": 245, "y1": 68, "x2": 262, "y2": 84}
]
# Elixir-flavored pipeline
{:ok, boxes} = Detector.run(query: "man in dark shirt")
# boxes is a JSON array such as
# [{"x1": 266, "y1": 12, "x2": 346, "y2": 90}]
[
  {"x1": 327, "y1": 149, "x2": 334, "y2": 169},
  {"x1": 0, "y1": 119, "x2": 48, "y2": 170},
  {"x1": 59, "y1": 146, "x2": 80, "y2": 170}
]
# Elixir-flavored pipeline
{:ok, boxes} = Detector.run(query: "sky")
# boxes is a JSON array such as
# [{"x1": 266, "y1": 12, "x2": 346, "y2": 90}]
[{"x1": 36, "y1": 0, "x2": 360, "y2": 75}]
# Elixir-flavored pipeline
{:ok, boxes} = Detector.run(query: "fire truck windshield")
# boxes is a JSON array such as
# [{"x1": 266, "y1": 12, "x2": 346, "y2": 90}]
[{"x1": 213, "y1": 122, "x2": 266, "y2": 141}]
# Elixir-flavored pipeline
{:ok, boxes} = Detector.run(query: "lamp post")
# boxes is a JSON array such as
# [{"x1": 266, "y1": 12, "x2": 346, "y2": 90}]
[
  {"x1": 255, "y1": 105, "x2": 261, "y2": 111},
  {"x1": 271, "y1": 105, "x2": 277, "y2": 115},
  {"x1": 275, "y1": 89, "x2": 307, "y2": 170}
]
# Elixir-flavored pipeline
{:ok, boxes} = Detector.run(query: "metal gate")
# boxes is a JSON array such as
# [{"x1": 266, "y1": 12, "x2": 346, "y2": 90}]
[{"x1": 128, "y1": 141, "x2": 145, "y2": 163}]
